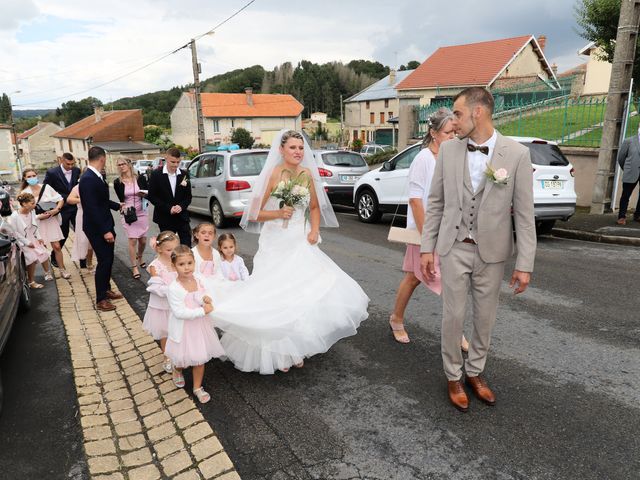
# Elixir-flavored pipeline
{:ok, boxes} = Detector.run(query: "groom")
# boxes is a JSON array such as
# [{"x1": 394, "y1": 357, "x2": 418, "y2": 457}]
[{"x1": 420, "y1": 87, "x2": 536, "y2": 412}]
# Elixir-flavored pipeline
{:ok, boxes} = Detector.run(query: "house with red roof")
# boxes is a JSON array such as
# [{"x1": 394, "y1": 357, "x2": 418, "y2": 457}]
[
  {"x1": 17, "y1": 121, "x2": 63, "y2": 170},
  {"x1": 53, "y1": 107, "x2": 160, "y2": 173},
  {"x1": 170, "y1": 88, "x2": 303, "y2": 148},
  {"x1": 396, "y1": 35, "x2": 559, "y2": 105}
]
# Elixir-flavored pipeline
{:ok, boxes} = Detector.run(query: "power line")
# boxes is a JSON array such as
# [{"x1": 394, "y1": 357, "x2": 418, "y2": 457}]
[{"x1": 12, "y1": 0, "x2": 257, "y2": 107}]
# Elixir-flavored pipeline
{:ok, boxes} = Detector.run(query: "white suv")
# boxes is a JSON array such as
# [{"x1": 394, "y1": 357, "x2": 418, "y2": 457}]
[{"x1": 353, "y1": 137, "x2": 576, "y2": 234}]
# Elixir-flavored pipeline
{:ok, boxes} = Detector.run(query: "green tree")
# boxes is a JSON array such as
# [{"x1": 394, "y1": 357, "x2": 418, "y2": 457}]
[
  {"x1": 0, "y1": 93, "x2": 12, "y2": 123},
  {"x1": 575, "y1": 0, "x2": 640, "y2": 90},
  {"x1": 406, "y1": 60, "x2": 420, "y2": 70},
  {"x1": 231, "y1": 127, "x2": 254, "y2": 148},
  {"x1": 144, "y1": 125, "x2": 164, "y2": 144},
  {"x1": 59, "y1": 97, "x2": 102, "y2": 125}
]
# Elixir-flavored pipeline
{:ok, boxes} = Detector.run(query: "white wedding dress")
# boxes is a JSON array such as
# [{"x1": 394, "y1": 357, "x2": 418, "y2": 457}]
[{"x1": 211, "y1": 197, "x2": 370, "y2": 374}]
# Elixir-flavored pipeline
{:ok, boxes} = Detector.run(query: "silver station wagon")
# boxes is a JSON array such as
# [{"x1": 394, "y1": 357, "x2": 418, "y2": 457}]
[
  {"x1": 186, "y1": 149, "x2": 269, "y2": 227},
  {"x1": 313, "y1": 150, "x2": 369, "y2": 205}
]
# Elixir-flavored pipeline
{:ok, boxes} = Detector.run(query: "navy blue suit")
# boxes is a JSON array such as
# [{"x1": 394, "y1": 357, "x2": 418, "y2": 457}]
[
  {"x1": 43, "y1": 165, "x2": 80, "y2": 250},
  {"x1": 79, "y1": 169, "x2": 120, "y2": 303}
]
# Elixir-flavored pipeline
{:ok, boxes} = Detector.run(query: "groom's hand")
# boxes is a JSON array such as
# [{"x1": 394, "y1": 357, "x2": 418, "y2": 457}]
[
  {"x1": 509, "y1": 270, "x2": 530, "y2": 294},
  {"x1": 420, "y1": 252, "x2": 435, "y2": 280}
]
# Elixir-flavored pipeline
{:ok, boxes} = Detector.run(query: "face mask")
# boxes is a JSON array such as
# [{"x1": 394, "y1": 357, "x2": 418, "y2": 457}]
[{"x1": 26, "y1": 177, "x2": 38, "y2": 186}]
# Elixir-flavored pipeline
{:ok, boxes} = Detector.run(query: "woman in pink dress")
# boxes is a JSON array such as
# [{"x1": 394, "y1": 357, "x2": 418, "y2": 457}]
[
  {"x1": 7, "y1": 191, "x2": 52, "y2": 287},
  {"x1": 113, "y1": 157, "x2": 149, "y2": 279},
  {"x1": 20, "y1": 168, "x2": 71, "y2": 279},
  {"x1": 66, "y1": 181, "x2": 94, "y2": 272}
]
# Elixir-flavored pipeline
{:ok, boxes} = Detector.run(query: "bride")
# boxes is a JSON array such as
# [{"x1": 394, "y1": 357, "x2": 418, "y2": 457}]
[{"x1": 211, "y1": 129, "x2": 370, "y2": 374}]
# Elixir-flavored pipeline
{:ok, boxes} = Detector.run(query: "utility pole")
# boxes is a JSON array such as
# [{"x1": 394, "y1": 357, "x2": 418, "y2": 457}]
[
  {"x1": 591, "y1": 0, "x2": 640, "y2": 213},
  {"x1": 8, "y1": 93, "x2": 23, "y2": 178},
  {"x1": 340, "y1": 94, "x2": 344, "y2": 147},
  {"x1": 190, "y1": 39, "x2": 206, "y2": 153}
]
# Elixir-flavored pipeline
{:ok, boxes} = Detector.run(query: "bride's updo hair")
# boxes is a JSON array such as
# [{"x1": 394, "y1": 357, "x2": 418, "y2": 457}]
[
  {"x1": 171, "y1": 244, "x2": 195, "y2": 264},
  {"x1": 280, "y1": 130, "x2": 304, "y2": 146}
]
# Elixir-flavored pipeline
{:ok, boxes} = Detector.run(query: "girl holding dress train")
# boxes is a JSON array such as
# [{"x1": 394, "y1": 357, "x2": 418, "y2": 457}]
[{"x1": 191, "y1": 223, "x2": 225, "y2": 289}]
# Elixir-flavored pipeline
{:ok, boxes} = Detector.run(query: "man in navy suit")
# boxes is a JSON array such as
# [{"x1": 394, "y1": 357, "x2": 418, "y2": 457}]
[
  {"x1": 79, "y1": 147, "x2": 124, "y2": 311},
  {"x1": 44, "y1": 153, "x2": 81, "y2": 266},
  {"x1": 147, "y1": 147, "x2": 193, "y2": 246}
]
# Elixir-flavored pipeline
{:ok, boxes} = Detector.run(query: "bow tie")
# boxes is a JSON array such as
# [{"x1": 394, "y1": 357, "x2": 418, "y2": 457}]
[{"x1": 467, "y1": 144, "x2": 489, "y2": 155}]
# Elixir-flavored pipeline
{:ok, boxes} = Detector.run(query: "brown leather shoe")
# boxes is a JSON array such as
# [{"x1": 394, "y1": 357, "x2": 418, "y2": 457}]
[
  {"x1": 617, "y1": 217, "x2": 627, "y2": 225},
  {"x1": 96, "y1": 300, "x2": 116, "y2": 311},
  {"x1": 105, "y1": 290, "x2": 123, "y2": 300},
  {"x1": 466, "y1": 375, "x2": 496, "y2": 406},
  {"x1": 447, "y1": 380, "x2": 469, "y2": 412}
]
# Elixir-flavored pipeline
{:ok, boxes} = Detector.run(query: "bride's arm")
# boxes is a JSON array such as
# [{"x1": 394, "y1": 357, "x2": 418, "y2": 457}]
[
  {"x1": 306, "y1": 169, "x2": 321, "y2": 244},
  {"x1": 255, "y1": 169, "x2": 294, "y2": 222}
]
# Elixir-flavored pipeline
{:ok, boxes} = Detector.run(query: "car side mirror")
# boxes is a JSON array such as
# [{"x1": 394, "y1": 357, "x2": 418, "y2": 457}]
[
  {"x1": 1, "y1": 180, "x2": 7, "y2": 186},
  {"x1": 381, "y1": 161, "x2": 393, "y2": 172}
]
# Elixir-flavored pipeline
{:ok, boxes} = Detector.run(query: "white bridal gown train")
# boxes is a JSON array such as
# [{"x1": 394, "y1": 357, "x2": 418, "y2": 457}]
[{"x1": 211, "y1": 198, "x2": 369, "y2": 374}]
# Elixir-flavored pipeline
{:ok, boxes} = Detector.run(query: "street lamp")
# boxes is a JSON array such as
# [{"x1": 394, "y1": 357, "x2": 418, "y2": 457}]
[{"x1": 8, "y1": 91, "x2": 23, "y2": 178}]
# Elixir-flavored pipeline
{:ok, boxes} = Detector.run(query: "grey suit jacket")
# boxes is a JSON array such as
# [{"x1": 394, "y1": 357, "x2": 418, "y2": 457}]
[
  {"x1": 421, "y1": 133, "x2": 537, "y2": 272},
  {"x1": 617, "y1": 135, "x2": 640, "y2": 183}
]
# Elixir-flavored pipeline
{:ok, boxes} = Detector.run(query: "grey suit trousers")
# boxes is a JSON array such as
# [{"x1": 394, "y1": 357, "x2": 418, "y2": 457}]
[{"x1": 439, "y1": 241, "x2": 505, "y2": 381}]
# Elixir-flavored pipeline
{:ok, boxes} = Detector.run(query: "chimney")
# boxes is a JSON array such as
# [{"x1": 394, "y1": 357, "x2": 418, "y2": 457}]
[
  {"x1": 538, "y1": 35, "x2": 547, "y2": 52},
  {"x1": 94, "y1": 106, "x2": 104, "y2": 123},
  {"x1": 389, "y1": 69, "x2": 396, "y2": 86},
  {"x1": 245, "y1": 87, "x2": 254, "y2": 107}
]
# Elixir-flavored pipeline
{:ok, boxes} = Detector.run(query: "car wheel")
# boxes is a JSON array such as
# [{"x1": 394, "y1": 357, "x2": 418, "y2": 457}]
[
  {"x1": 19, "y1": 258, "x2": 30, "y2": 312},
  {"x1": 356, "y1": 189, "x2": 382, "y2": 223},
  {"x1": 536, "y1": 219, "x2": 556, "y2": 236},
  {"x1": 210, "y1": 199, "x2": 228, "y2": 228}
]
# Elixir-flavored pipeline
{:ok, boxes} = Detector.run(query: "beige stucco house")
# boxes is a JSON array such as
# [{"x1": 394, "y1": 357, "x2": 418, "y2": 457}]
[
  {"x1": 344, "y1": 69, "x2": 414, "y2": 145},
  {"x1": 17, "y1": 121, "x2": 63, "y2": 170},
  {"x1": 578, "y1": 42, "x2": 612, "y2": 96},
  {"x1": 0, "y1": 125, "x2": 18, "y2": 182},
  {"x1": 170, "y1": 89, "x2": 303, "y2": 149},
  {"x1": 396, "y1": 35, "x2": 559, "y2": 105}
]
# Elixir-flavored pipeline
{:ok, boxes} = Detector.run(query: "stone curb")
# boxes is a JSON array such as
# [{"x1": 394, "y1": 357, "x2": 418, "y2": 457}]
[
  {"x1": 54, "y1": 240, "x2": 241, "y2": 480},
  {"x1": 551, "y1": 228, "x2": 640, "y2": 247}
]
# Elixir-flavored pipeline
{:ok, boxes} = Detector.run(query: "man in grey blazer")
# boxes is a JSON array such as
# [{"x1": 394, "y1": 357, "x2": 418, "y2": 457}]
[
  {"x1": 420, "y1": 87, "x2": 536, "y2": 412},
  {"x1": 616, "y1": 130, "x2": 640, "y2": 224}
]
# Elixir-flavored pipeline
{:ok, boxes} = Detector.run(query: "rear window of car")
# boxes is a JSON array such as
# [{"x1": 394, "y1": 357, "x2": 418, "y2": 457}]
[
  {"x1": 321, "y1": 152, "x2": 366, "y2": 167},
  {"x1": 138, "y1": 160, "x2": 152, "y2": 166},
  {"x1": 522, "y1": 143, "x2": 569, "y2": 166},
  {"x1": 230, "y1": 152, "x2": 268, "y2": 177}
]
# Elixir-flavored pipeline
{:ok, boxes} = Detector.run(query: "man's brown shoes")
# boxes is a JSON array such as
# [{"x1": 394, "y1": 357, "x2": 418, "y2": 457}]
[
  {"x1": 466, "y1": 375, "x2": 496, "y2": 406},
  {"x1": 106, "y1": 290, "x2": 123, "y2": 300},
  {"x1": 447, "y1": 380, "x2": 469, "y2": 412},
  {"x1": 96, "y1": 300, "x2": 116, "y2": 311}
]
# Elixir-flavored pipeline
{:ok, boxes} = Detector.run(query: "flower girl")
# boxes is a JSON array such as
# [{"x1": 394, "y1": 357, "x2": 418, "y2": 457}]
[
  {"x1": 165, "y1": 245, "x2": 224, "y2": 403},
  {"x1": 218, "y1": 233, "x2": 249, "y2": 281}
]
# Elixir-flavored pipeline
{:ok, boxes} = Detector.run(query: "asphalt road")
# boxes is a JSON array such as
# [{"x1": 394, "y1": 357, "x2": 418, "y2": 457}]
[
  {"x1": 111, "y1": 204, "x2": 640, "y2": 480},
  {"x1": 0, "y1": 272, "x2": 88, "y2": 479}
]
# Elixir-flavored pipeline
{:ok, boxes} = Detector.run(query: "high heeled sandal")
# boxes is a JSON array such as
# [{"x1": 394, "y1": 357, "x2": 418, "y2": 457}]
[
  {"x1": 389, "y1": 315, "x2": 410, "y2": 344},
  {"x1": 28, "y1": 281, "x2": 44, "y2": 289},
  {"x1": 137, "y1": 255, "x2": 147, "y2": 269},
  {"x1": 193, "y1": 387, "x2": 211, "y2": 404},
  {"x1": 132, "y1": 264, "x2": 141, "y2": 280}
]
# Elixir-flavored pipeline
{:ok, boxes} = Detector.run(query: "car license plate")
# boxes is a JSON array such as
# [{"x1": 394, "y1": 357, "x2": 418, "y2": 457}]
[
  {"x1": 340, "y1": 174, "x2": 359, "y2": 184},
  {"x1": 542, "y1": 180, "x2": 562, "y2": 189}
]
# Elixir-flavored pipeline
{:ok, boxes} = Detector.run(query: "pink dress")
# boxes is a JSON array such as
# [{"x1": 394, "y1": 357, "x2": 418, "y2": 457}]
[
  {"x1": 143, "y1": 259, "x2": 177, "y2": 340},
  {"x1": 220, "y1": 255, "x2": 249, "y2": 281},
  {"x1": 120, "y1": 180, "x2": 149, "y2": 239},
  {"x1": 70, "y1": 185, "x2": 91, "y2": 262},
  {"x1": 402, "y1": 246, "x2": 441, "y2": 295},
  {"x1": 165, "y1": 280, "x2": 224, "y2": 368},
  {"x1": 22, "y1": 185, "x2": 64, "y2": 244},
  {"x1": 8, "y1": 211, "x2": 49, "y2": 266}
]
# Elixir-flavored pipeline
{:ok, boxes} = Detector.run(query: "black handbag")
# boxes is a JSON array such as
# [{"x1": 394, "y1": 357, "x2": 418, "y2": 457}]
[
  {"x1": 124, "y1": 206, "x2": 138, "y2": 224},
  {"x1": 35, "y1": 201, "x2": 57, "y2": 215}
]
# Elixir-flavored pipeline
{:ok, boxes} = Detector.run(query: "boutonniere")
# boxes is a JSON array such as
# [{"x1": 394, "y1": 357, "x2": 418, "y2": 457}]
[
  {"x1": 485, "y1": 164, "x2": 509, "y2": 185},
  {"x1": 180, "y1": 177, "x2": 188, "y2": 187}
]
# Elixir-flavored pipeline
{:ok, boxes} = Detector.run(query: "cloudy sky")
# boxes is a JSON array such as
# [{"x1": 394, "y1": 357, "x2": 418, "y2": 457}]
[{"x1": 0, "y1": 0, "x2": 587, "y2": 110}]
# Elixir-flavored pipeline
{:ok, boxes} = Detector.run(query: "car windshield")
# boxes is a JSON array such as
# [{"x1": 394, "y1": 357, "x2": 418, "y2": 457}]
[
  {"x1": 321, "y1": 152, "x2": 366, "y2": 167},
  {"x1": 230, "y1": 152, "x2": 268, "y2": 177},
  {"x1": 139, "y1": 161, "x2": 152, "y2": 166},
  {"x1": 522, "y1": 143, "x2": 569, "y2": 166}
]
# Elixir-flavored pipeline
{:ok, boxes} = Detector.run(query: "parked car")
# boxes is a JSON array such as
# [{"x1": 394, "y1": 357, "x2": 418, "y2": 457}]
[
  {"x1": 0, "y1": 189, "x2": 31, "y2": 415},
  {"x1": 148, "y1": 157, "x2": 166, "y2": 174},
  {"x1": 132, "y1": 160, "x2": 153, "y2": 176},
  {"x1": 360, "y1": 144, "x2": 393, "y2": 157},
  {"x1": 179, "y1": 160, "x2": 191, "y2": 171},
  {"x1": 313, "y1": 150, "x2": 369, "y2": 206},
  {"x1": 353, "y1": 137, "x2": 577, "y2": 234},
  {"x1": 186, "y1": 149, "x2": 269, "y2": 228}
]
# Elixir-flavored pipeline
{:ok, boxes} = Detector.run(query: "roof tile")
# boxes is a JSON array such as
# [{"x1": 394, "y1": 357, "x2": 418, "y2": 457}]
[
  {"x1": 53, "y1": 109, "x2": 141, "y2": 139},
  {"x1": 191, "y1": 93, "x2": 303, "y2": 118}
]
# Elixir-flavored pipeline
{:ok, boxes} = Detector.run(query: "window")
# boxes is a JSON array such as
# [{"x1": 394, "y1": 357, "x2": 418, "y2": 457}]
[
  {"x1": 245, "y1": 119, "x2": 252, "y2": 131},
  {"x1": 59, "y1": 139, "x2": 63, "y2": 151},
  {"x1": 380, "y1": 112, "x2": 385, "y2": 124},
  {"x1": 231, "y1": 119, "x2": 235, "y2": 128},
  {"x1": 188, "y1": 159, "x2": 200, "y2": 177},
  {"x1": 212, "y1": 120, "x2": 220, "y2": 133},
  {"x1": 68, "y1": 139, "x2": 73, "y2": 152},
  {"x1": 388, "y1": 111, "x2": 393, "y2": 119},
  {"x1": 365, "y1": 101, "x2": 370, "y2": 109},
  {"x1": 213, "y1": 155, "x2": 224, "y2": 176},
  {"x1": 230, "y1": 152, "x2": 268, "y2": 177},
  {"x1": 321, "y1": 152, "x2": 366, "y2": 167},
  {"x1": 370, "y1": 112, "x2": 375, "y2": 124},
  {"x1": 384, "y1": 99, "x2": 389, "y2": 108},
  {"x1": 394, "y1": 145, "x2": 421, "y2": 170},
  {"x1": 353, "y1": 130, "x2": 358, "y2": 140},
  {"x1": 198, "y1": 155, "x2": 215, "y2": 178}
]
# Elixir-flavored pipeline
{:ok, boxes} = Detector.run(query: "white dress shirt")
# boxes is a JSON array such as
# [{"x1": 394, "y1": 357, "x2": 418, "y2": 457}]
[
  {"x1": 467, "y1": 130, "x2": 497, "y2": 192},
  {"x1": 87, "y1": 165, "x2": 104, "y2": 182},
  {"x1": 61, "y1": 165, "x2": 72, "y2": 185},
  {"x1": 163, "y1": 164, "x2": 177, "y2": 196}
]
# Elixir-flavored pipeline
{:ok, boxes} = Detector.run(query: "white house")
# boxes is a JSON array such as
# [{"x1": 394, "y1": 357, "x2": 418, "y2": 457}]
[
  {"x1": 0, "y1": 125, "x2": 18, "y2": 182},
  {"x1": 170, "y1": 88, "x2": 304, "y2": 149},
  {"x1": 578, "y1": 42, "x2": 612, "y2": 96}
]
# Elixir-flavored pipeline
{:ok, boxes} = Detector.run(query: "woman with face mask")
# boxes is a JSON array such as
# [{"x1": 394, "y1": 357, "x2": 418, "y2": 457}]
[{"x1": 20, "y1": 168, "x2": 71, "y2": 279}]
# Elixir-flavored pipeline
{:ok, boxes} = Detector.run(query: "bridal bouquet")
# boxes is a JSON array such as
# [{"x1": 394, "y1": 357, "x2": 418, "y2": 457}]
[{"x1": 271, "y1": 170, "x2": 311, "y2": 228}]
